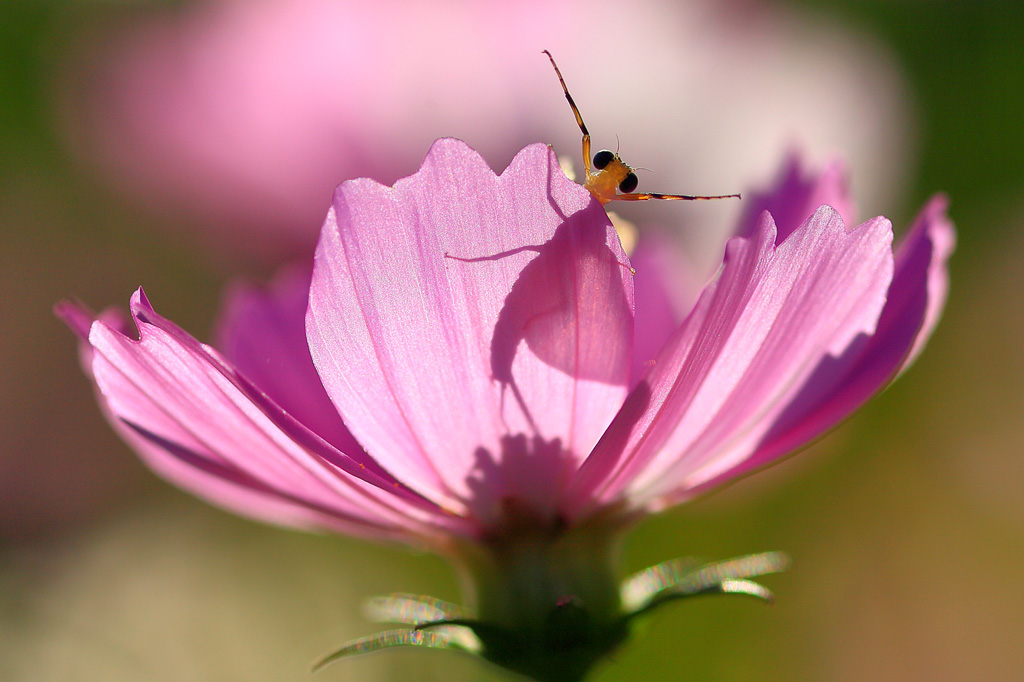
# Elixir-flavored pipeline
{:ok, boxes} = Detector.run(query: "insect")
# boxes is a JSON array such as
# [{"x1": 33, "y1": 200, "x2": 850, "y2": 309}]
[{"x1": 543, "y1": 50, "x2": 740, "y2": 206}]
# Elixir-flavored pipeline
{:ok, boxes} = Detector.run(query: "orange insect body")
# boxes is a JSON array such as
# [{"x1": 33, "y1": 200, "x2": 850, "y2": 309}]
[
  {"x1": 543, "y1": 50, "x2": 739, "y2": 206},
  {"x1": 584, "y1": 155, "x2": 634, "y2": 206}
]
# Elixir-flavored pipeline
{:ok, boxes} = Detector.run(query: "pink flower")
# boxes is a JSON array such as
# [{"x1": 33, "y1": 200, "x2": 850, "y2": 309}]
[{"x1": 59, "y1": 140, "x2": 953, "y2": 680}]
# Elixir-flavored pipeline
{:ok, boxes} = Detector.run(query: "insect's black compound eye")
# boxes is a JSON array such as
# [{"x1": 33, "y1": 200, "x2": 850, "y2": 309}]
[
  {"x1": 593, "y1": 150, "x2": 615, "y2": 170},
  {"x1": 618, "y1": 172, "x2": 639, "y2": 194}
]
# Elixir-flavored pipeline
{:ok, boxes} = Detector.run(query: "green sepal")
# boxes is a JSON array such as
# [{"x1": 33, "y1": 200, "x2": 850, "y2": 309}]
[
  {"x1": 621, "y1": 551, "x2": 790, "y2": 618},
  {"x1": 311, "y1": 625, "x2": 480, "y2": 673},
  {"x1": 364, "y1": 592, "x2": 467, "y2": 625}
]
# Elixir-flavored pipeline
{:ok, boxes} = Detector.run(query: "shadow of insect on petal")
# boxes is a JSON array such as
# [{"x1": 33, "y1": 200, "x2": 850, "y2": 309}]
[{"x1": 445, "y1": 192, "x2": 632, "y2": 434}]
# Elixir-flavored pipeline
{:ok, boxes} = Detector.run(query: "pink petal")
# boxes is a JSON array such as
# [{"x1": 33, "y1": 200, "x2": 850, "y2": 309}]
[
  {"x1": 84, "y1": 290, "x2": 457, "y2": 541},
  {"x1": 569, "y1": 206, "x2": 894, "y2": 513},
  {"x1": 307, "y1": 140, "x2": 633, "y2": 521},
  {"x1": 56, "y1": 299, "x2": 99, "y2": 341},
  {"x1": 630, "y1": 153, "x2": 857, "y2": 387},
  {"x1": 214, "y1": 266, "x2": 367, "y2": 463},
  {"x1": 56, "y1": 299, "x2": 351, "y2": 533},
  {"x1": 688, "y1": 195, "x2": 955, "y2": 491},
  {"x1": 896, "y1": 195, "x2": 955, "y2": 368},
  {"x1": 737, "y1": 152, "x2": 856, "y2": 243},
  {"x1": 629, "y1": 234, "x2": 706, "y2": 385},
  {"x1": 55, "y1": 300, "x2": 129, "y2": 360}
]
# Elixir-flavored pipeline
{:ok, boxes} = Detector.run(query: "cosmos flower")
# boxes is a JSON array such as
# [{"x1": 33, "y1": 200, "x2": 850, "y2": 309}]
[{"x1": 59, "y1": 139, "x2": 953, "y2": 681}]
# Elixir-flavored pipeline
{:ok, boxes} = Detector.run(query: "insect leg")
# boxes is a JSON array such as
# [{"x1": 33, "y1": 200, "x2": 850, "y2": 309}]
[
  {"x1": 542, "y1": 50, "x2": 592, "y2": 179},
  {"x1": 610, "y1": 191, "x2": 742, "y2": 202}
]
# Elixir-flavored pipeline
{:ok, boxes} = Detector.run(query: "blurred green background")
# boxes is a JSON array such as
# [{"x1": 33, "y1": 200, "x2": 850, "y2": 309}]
[{"x1": 2, "y1": 1, "x2": 1022, "y2": 681}]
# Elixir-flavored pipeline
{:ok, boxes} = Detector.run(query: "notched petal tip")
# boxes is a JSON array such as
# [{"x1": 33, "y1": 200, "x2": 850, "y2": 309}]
[
  {"x1": 889, "y1": 192, "x2": 955, "y2": 372},
  {"x1": 911, "y1": 193, "x2": 956, "y2": 257},
  {"x1": 330, "y1": 137, "x2": 552, "y2": 201},
  {"x1": 129, "y1": 286, "x2": 156, "y2": 324},
  {"x1": 740, "y1": 152, "x2": 855, "y2": 242}
]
